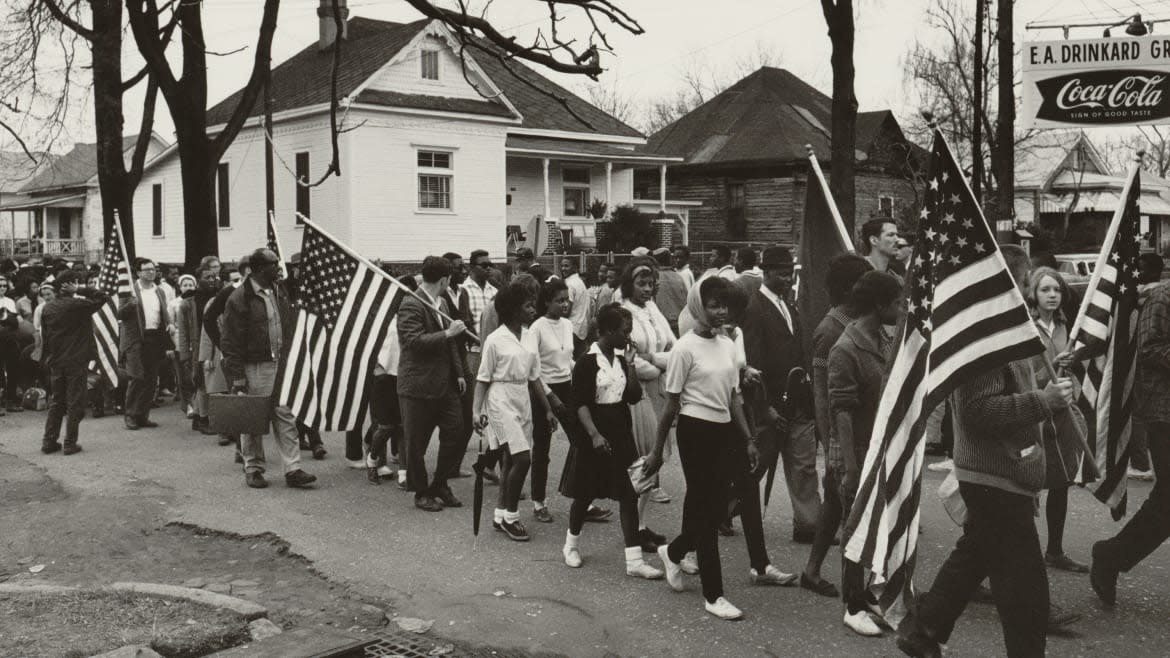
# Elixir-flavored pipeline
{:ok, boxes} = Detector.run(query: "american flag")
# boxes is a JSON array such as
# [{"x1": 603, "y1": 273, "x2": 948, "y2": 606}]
[
  {"x1": 843, "y1": 129, "x2": 1046, "y2": 621},
  {"x1": 92, "y1": 222, "x2": 132, "y2": 387},
  {"x1": 266, "y1": 210, "x2": 289, "y2": 281},
  {"x1": 1068, "y1": 164, "x2": 1142, "y2": 519},
  {"x1": 276, "y1": 220, "x2": 399, "y2": 431}
]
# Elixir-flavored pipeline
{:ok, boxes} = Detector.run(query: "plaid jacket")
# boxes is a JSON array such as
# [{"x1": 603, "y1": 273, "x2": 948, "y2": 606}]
[{"x1": 1137, "y1": 282, "x2": 1170, "y2": 423}]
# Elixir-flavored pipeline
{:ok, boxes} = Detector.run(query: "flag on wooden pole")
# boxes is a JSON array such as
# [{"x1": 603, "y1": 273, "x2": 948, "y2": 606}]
[
  {"x1": 797, "y1": 144, "x2": 855, "y2": 358},
  {"x1": 1067, "y1": 159, "x2": 1143, "y2": 520},
  {"x1": 92, "y1": 216, "x2": 133, "y2": 387},
  {"x1": 843, "y1": 127, "x2": 1047, "y2": 622},
  {"x1": 266, "y1": 210, "x2": 290, "y2": 282}
]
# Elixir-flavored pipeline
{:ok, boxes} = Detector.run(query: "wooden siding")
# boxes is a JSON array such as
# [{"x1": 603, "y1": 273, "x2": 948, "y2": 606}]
[{"x1": 366, "y1": 33, "x2": 496, "y2": 102}]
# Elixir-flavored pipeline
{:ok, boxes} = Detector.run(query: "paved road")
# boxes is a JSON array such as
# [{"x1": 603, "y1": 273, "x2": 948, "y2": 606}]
[{"x1": 2, "y1": 406, "x2": 1168, "y2": 657}]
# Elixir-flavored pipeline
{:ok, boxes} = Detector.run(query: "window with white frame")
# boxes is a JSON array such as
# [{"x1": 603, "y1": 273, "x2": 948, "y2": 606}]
[
  {"x1": 420, "y1": 50, "x2": 440, "y2": 80},
  {"x1": 562, "y1": 166, "x2": 591, "y2": 218},
  {"x1": 878, "y1": 195, "x2": 894, "y2": 218},
  {"x1": 418, "y1": 150, "x2": 453, "y2": 210}
]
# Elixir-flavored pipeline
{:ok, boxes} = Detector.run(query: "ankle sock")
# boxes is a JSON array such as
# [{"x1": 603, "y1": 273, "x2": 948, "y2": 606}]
[
  {"x1": 534, "y1": 501, "x2": 547, "y2": 511},
  {"x1": 504, "y1": 510, "x2": 520, "y2": 524},
  {"x1": 624, "y1": 546, "x2": 644, "y2": 569},
  {"x1": 494, "y1": 508, "x2": 506, "y2": 524},
  {"x1": 565, "y1": 531, "x2": 579, "y2": 549}
]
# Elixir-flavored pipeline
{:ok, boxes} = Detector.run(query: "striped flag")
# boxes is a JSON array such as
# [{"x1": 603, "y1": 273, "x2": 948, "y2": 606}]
[
  {"x1": 1068, "y1": 164, "x2": 1142, "y2": 520},
  {"x1": 843, "y1": 129, "x2": 1047, "y2": 622},
  {"x1": 92, "y1": 222, "x2": 132, "y2": 387},
  {"x1": 266, "y1": 210, "x2": 290, "y2": 282},
  {"x1": 276, "y1": 220, "x2": 400, "y2": 431},
  {"x1": 797, "y1": 146, "x2": 855, "y2": 360}
]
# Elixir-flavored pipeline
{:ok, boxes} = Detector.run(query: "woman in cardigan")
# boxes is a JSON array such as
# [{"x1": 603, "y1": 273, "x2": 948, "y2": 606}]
[
  {"x1": 619, "y1": 257, "x2": 676, "y2": 550},
  {"x1": 1028, "y1": 266, "x2": 1090, "y2": 573}
]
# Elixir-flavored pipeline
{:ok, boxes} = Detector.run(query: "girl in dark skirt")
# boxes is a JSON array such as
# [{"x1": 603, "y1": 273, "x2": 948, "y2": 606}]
[{"x1": 559, "y1": 303, "x2": 664, "y2": 580}]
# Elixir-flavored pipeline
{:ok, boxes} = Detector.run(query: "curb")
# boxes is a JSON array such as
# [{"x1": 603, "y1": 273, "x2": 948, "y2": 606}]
[{"x1": 0, "y1": 581, "x2": 268, "y2": 621}]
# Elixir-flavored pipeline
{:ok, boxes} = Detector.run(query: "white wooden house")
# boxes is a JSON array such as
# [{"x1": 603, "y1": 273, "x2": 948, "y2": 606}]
[{"x1": 132, "y1": 12, "x2": 679, "y2": 264}]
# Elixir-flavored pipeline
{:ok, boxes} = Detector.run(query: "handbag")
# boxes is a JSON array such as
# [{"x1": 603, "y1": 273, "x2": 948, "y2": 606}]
[{"x1": 207, "y1": 393, "x2": 273, "y2": 436}]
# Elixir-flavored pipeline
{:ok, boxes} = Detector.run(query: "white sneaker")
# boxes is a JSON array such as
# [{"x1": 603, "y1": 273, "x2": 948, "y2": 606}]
[
  {"x1": 704, "y1": 596, "x2": 743, "y2": 620},
  {"x1": 843, "y1": 609, "x2": 883, "y2": 636},
  {"x1": 657, "y1": 545, "x2": 685, "y2": 591},
  {"x1": 680, "y1": 552, "x2": 699, "y2": 575},
  {"x1": 926, "y1": 458, "x2": 953, "y2": 473},
  {"x1": 377, "y1": 465, "x2": 395, "y2": 477},
  {"x1": 750, "y1": 565, "x2": 798, "y2": 586},
  {"x1": 346, "y1": 458, "x2": 366, "y2": 469},
  {"x1": 563, "y1": 545, "x2": 582, "y2": 568},
  {"x1": 626, "y1": 562, "x2": 664, "y2": 580},
  {"x1": 649, "y1": 487, "x2": 672, "y2": 503}
]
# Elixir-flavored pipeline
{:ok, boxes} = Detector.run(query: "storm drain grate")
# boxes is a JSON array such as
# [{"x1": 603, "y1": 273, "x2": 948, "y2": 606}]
[{"x1": 362, "y1": 629, "x2": 532, "y2": 658}]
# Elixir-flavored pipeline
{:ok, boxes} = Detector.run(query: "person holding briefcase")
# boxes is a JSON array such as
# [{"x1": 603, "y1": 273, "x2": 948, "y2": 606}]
[{"x1": 221, "y1": 248, "x2": 316, "y2": 490}]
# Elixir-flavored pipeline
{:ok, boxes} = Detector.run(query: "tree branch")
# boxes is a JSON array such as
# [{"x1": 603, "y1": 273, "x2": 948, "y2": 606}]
[
  {"x1": 125, "y1": 0, "x2": 180, "y2": 96},
  {"x1": 127, "y1": 74, "x2": 159, "y2": 189},
  {"x1": 39, "y1": 0, "x2": 93, "y2": 41},
  {"x1": 0, "y1": 115, "x2": 38, "y2": 163},
  {"x1": 209, "y1": 0, "x2": 280, "y2": 164}
]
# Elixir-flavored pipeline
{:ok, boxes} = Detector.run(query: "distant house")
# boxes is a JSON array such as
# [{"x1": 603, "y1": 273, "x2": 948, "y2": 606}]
[
  {"x1": 636, "y1": 67, "x2": 925, "y2": 249},
  {"x1": 1014, "y1": 131, "x2": 1170, "y2": 254},
  {"x1": 0, "y1": 135, "x2": 169, "y2": 263},
  {"x1": 132, "y1": 14, "x2": 678, "y2": 264}
]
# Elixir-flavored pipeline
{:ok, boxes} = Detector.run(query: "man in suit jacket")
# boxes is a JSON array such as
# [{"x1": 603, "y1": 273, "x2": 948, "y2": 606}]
[
  {"x1": 398, "y1": 255, "x2": 468, "y2": 512},
  {"x1": 741, "y1": 245, "x2": 822, "y2": 543},
  {"x1": 442, "y1": 252, "x2": 476, "y2": 480},
  {"x1": 119, "y1": 258, "x2": 170, "y2": 430}
]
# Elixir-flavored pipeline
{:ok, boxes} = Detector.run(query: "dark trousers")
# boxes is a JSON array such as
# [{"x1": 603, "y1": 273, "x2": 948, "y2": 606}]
[
  {"x1": 728, "y1": 441, "x2": 770, "y2": 572},
  {"x1": 366, "y1": 375, "x2": 401, "y2": 465},
  {"x1": 0, "y1": 326, "x2": 31, "y2": 405},
  {"x1": 838, "y1": 485, "x2": 866, "y2": 613},
  {"x1": 42, "y1": 364, "x2": 87, "y2": 448},
  {"x1": 531, "y1": 380, "x2": 572, "y2": 504},
  {"x1": 911, "y1": 482, "x2": 1048, "y2": 658},
  {"x1": 401, "y1": 391, "x2": 464, "y2": 498},
  {"x1": 125, "y1": 330, "x2": 164, "y2": 420},
  {"x1": 1097, "y1": 421, "x2": 1170, "y2": 572},
  {"x1": 667, "y1": 415, "x2": 735, "y2": 603}
]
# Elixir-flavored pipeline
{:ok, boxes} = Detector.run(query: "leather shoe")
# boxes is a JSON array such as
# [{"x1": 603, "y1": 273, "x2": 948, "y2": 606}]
[
  {"x1": 124, "y1": 416, "x2": 140, "y2": 430},
  {"x1": 367, "y1": 467, "x2": 382, "y2": 485},
  {"x1": 435, "y1": 487, "x2": 463, "y2": 508},
  {"x1": 1047, "y1": 603, "x2": 1082, "y2": 632},
  {"x1": 1090, "y1": 541, "x2": 1118, "y2": 606},
  {"x1": 137, "y1": 418, "x2": 159, "y2": 428},
  {"x1": 217, "y1": 435, "x2": 233, "y2": 446},
  {"x1": 245, "y1": 472, "x2": 268, "y2": 489},
  {"x1": 284, "y1": 469, "x2": 317, "y2": 488},
  {"x1": 62, "y1": 444, "x2": 82, "y2": 456},
  {"x1": 415, "y1": 496, "x2": 444, "y2": 512},
  {"x1": 312, "y1": 446, "x2": 328, "y2": 460},
  {"x1": 1046, "y1": 552, "x2": 1089, "y2": 573},
  {"x1": 799, "y1": 572, "x2": 840, "y2": 598},
  {"x1": 896, "y1": 628, "x2": 941, "y2": 658},
  {"x1": 41, "y1": 443, "x2": 62, "y2": 455}
]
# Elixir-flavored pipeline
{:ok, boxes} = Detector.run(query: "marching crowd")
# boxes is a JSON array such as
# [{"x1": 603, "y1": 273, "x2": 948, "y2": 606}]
[{"x1": 2, "y1": 216, "x2": 1170, "y2": 656}]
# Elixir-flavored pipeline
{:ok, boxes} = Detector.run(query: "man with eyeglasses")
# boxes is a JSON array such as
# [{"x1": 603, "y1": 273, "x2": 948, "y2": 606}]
[
  {"x1": 119, "y1": 258, "x2": 170, "y2": 430},
  {"x1": 461, "y1": 249, "x2": 497, "y2": 377},
  {"x1": 222, "y1": 248, "x2": 317, "y2": 490}
]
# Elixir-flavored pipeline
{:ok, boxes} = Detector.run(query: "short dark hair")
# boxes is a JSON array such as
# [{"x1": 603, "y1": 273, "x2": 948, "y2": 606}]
[
  {"x1": 851, "y1": 270, "x2": 903, "y2": 315},
  {"x1": 1139, "y1": 253, "x2": 1164, "y2": 280},
  {"x1": 723, "y1": 281, "x2": 749, "y2": 323},
  {"x1": 596, "y1": 303, "x2": 631, "y2": 335},
  {"x1": 672, "y1": 245, "x2": 690, "y2": 258},
  {"x1": 736, "y1": 247, "x2": 757, "y2": 269},
  {"x1": 654, "y1": 249, "x2": 671, "y2": 267},
  {"x1": 537, "y1": 278, "x2": 568, "y2": 316},
  {"x1": 698, "y1": 275, "x2": 732, "y2": 307},
  {"x1": 248, "y1": 248, "x2": 278, "y2": 269},
  {"x1": 54, "y1": 270, "x2": 80, "y2": 288},
  {"x1": 860, "y1": 218, "x2": 892, "y2": 253},
  {"x1": 826, "y1": 254, "x2": 874, "y2": 306},
  {"x1": 494, "y1": 282, "x2": 531, "y2": 324},
  {"x1": 1001, "y1": 244, "x2": 1030, "y2": 283},
  {"x1": 199, "y1": 255, "x2": 221, "y2": 268},
  {"x1": 133, "y1": 257, "x2": 155, "y2": 273},
  {"x1": 1030, "y1": 251, "x2": 1058, "y2": 269},
  {"x1": 469, "y1": 249, "x2": 489, "y2": 265},
  {"x1": 619, "y1": 256, "x2": 658, "y2": 299},
  {"x1": 712, "y1": 245, "x2": 732, "y2": 262},
  {"x1": 442, "y1": 252, "x2": 462, "y2": 263},
  {"x1": 420, "y1": 255, "x2": 452, "y2": 283}
]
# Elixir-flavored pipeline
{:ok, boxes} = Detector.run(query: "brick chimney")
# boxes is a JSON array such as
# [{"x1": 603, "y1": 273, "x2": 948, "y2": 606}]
[{"x1": 318, "y1": 0, "x2": 349, "y2": 51}]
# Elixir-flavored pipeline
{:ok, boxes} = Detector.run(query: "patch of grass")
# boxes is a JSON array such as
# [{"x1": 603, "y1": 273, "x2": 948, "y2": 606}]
[{"x1": 0, "y1": 590, "x2": 251, "y2": 658}]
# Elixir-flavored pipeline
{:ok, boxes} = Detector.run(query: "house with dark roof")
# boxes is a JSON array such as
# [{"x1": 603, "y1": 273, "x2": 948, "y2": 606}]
[
  {"x1": 0, "y1": 135, "x2": 169, "y2": 262},
  {"x1": 1014, "y1": 130, "x2": 1170, "y2": 254},
  {"x1": 635, "y1": 67, "x2": 924, "y2": 249},
  {"x1": 132, "y1": 12, "x2": 678, "y2": 262}
]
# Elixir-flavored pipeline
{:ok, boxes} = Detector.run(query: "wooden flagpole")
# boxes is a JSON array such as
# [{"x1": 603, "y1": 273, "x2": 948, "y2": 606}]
[
  {"x1": 295, "y1": 213, "x2": 480, "y2": 344},
  {"x1": 267, "y1": 210, "x2": 290, "y2": 282},
  {"x1": 112, "y1": 209, "x2": 137, "y2": 302},
  {"x1": 805, "y1": 144, "x2": 856, "y2": 253}
]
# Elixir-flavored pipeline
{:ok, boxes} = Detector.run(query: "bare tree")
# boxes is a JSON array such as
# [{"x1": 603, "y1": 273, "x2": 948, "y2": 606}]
[
  {"x1": 1100, "y1": 128, "x2": 1170, "y2": 178},
  {"x1": 583, "y1": 80, "x2": 636, "y2": 125},
  {"x1": 1, "y1": 0, "x2": 160, "y2": 256},
  {"x1": 821, "y1": 0, "x2": 858, "y2": 235}
]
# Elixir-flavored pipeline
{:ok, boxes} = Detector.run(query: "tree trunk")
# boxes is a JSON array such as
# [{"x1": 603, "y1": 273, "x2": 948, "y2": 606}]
[
  {"x1": 172, "y1": 122, "x2": 218, "y2": 266},
  {"x1": 995, "y1": 0, "x2": 1014, "y2": 236},
  {"x1": 972, "y1": 0, "x2": 984, "y2": 204},
  {"x1": 89, "y1": 0, "x2": 136, "y2": 257},
  {"x1": 822, "y1": 0, "x2": 858, "y2": 237}
]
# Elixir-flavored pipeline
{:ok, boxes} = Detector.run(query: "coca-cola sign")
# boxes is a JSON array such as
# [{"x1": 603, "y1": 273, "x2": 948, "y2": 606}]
[
  {"x1": 1021, "y1": 35, "x2": 1170, "y2": 129},
  {"x1": 1035, "y1": 69, "x2": 1170, "y2": 124}
]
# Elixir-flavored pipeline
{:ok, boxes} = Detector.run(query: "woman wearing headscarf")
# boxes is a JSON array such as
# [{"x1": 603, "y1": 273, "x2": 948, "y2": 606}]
[
  {"x1": 644, "y1": 276, "x2": 758, "y2": 620},
  {"x1": 620, "y1": 256, "x2": 676, "y2": 550}
]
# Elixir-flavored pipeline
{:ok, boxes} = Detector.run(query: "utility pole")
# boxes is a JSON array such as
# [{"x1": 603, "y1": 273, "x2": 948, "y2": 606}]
[
  {"x1": 972, "y1": 0, "x2": 984, "y2": 203},
  {"x1": 264, "y1": 56, "x2": 275, "y2": 217},
  {"x1": 995, "y1": 0, "x2": 1014, "y2": 239}
]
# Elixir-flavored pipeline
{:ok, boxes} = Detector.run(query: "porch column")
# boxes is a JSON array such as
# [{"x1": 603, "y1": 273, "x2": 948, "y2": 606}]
[
  {"x1": 659, "y1": 164, "x2": 667, "y2": 212},
  {"x1": 605, "y1": 162, "x2": 613, "y2": 214},
  {"x1": 542, "y1": 157, "x2": 551, "y2": 220}
]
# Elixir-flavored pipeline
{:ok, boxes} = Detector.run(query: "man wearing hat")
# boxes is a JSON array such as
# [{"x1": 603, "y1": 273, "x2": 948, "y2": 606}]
[
  {"x1": 39, "y1": 271, "x2": 108, "y2": 455},
  {"x1": 741, "y1": 245, "x2": 822, "y2": 543},
  {"x1": 652, "y1": 247, "x2": 687, "y2": 336},
  {"x1": 514, "y1": 247, "x2": 535, "y2": 275}
]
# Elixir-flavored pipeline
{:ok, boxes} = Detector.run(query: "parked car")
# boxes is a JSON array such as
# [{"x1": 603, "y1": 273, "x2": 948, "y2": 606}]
[{"x1": 1054, "y1": 253, "x2": 1097, "y2": 279}]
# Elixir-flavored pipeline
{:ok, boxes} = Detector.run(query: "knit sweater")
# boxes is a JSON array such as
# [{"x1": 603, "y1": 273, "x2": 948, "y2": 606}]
[{"x1": 949, "y1": 359, "x2": 1054, "y2": 496}]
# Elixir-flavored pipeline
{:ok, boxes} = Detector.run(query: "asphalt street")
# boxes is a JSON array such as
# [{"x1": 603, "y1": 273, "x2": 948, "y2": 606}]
[{"x1": 2, "y1": 405, "x2": 1168, "y2": 657}]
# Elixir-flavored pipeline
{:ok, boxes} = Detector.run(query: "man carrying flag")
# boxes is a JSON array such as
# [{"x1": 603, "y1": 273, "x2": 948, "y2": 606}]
[{"x1": 835, "y1": 125, "x2": 1070, "y2": 657}]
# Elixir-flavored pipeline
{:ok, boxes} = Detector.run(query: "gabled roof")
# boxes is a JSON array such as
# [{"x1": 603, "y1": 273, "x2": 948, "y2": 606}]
[
  {"x1": 0, "y1": 151, "x2": 56, "y2": 193},
  {"x1": 1015, "y1": 130, "x2": 1110, "y2": 191},
  {"x1": 645, "y1": 67, "x2": 912, "y2": 168},
  {"x1": 206, "y1": 16, "x2": 643, "y2": 139},
  {"x1": 18, "y1": 142, "x2": 99, "y2": 193}
]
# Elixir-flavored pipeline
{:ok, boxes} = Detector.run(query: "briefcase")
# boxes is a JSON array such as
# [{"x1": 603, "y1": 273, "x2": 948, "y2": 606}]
[{"x1": 207, "y1": 394, "x2": 273, "y2": 436}]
